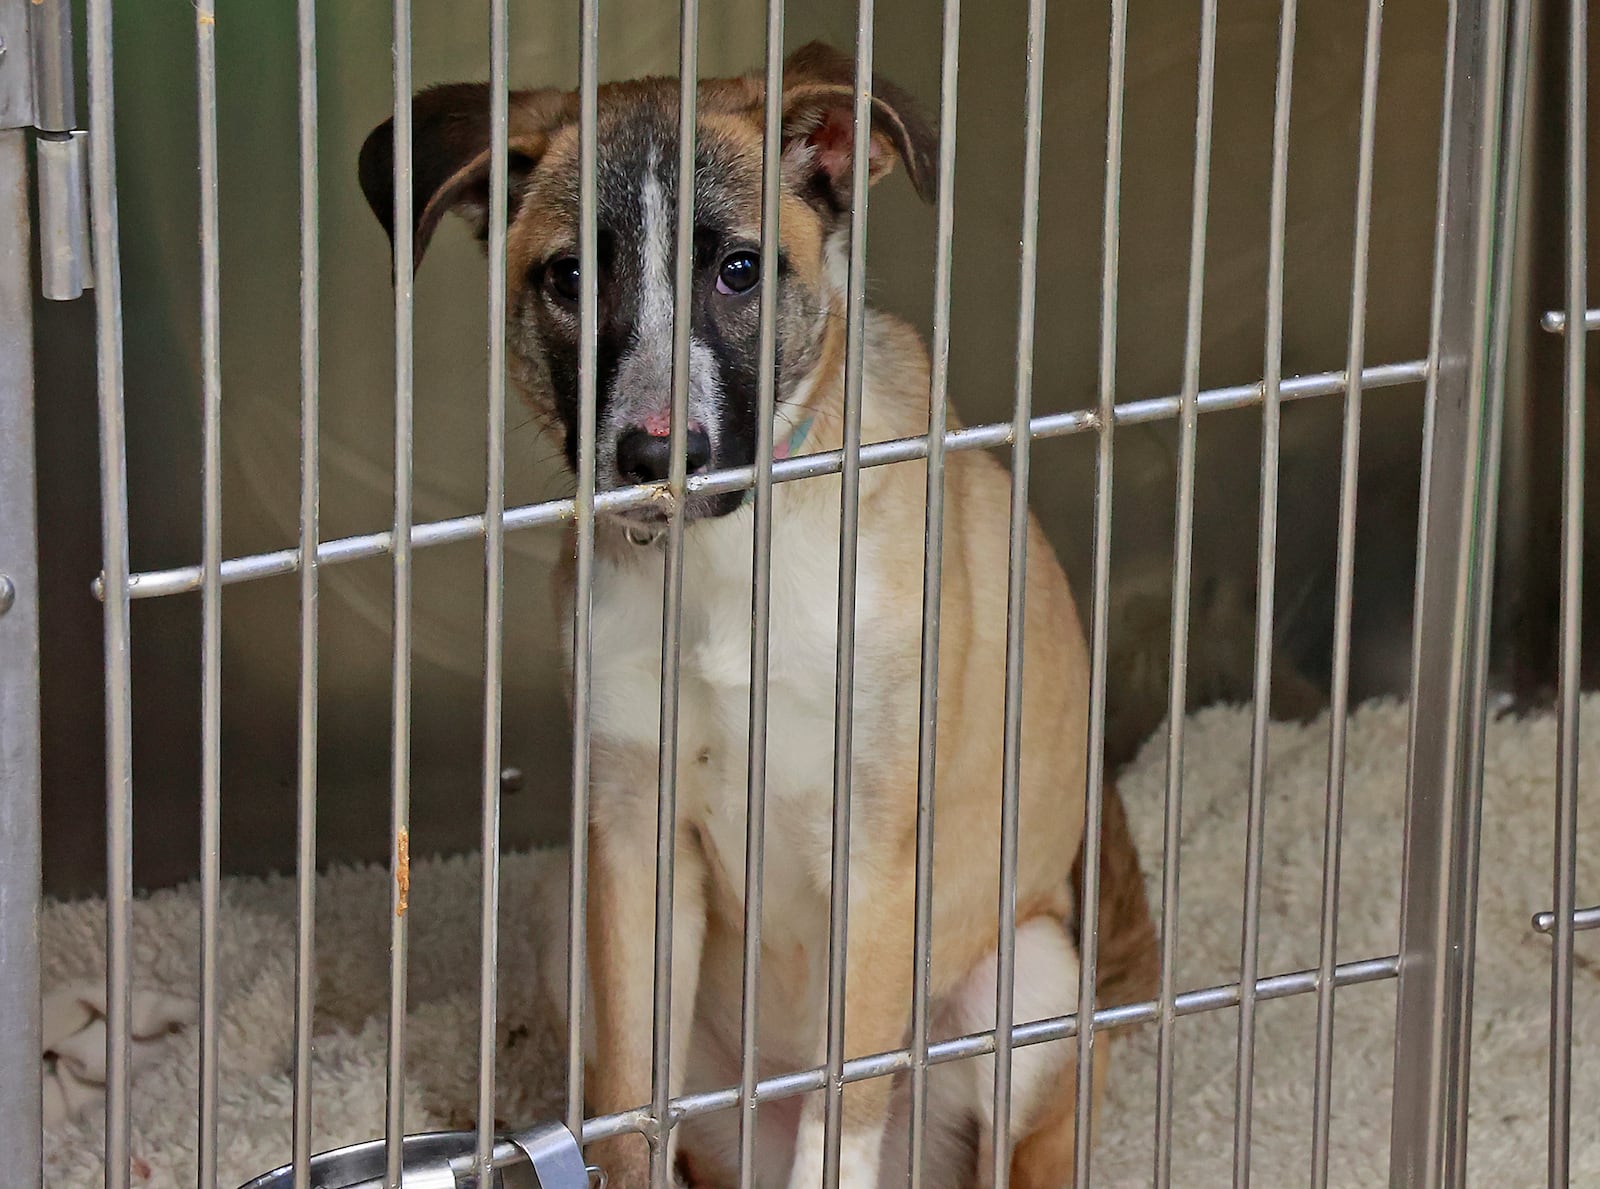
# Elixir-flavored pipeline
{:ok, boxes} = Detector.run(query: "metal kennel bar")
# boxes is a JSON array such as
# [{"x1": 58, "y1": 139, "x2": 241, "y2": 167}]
[
  {"x1": 1534, "y1": 904, "x2": 1600, "y2": 933},
  {"x1": 1388, "y1": 0, "x2": 1514, "y2": 1184},
  {"x1": 906, "y1": 0, "x2": 961, "y2": 1177},
  {"x1": 84, "y1": 0, "x2": 137, "y2": 1181},
  {"x1": 1543, "y1": 307, "x2": 1600, "y2": 332},
  {"x1": 820, "y1": 3, "x2": 878, "y2": 1182},
  {"x1": 1069, "y1": 0, "x2": 1126, "y2": 1179},
  {"x1": 0, "y1": 125, "x2": 44, "y2": 1183},
  {"x1": 100, "y1": 360, "x2": 1432, "y2": 603},
  {"x1": 1153, "y1": 0, "x2": 1220, "y2": 1181},
  {"x1": 475, "y1": 0, "x2": 511, "y2": 1180},
  {"x1": 195, "y1": 0, "x2": 225, "y2": 1178},
  {"x1": 1547, "y1": 0, "x2": 1587, "y2": 1181},
  {"x1": 578, "y1": 955, "x2": 1404, "y2": 1144},
  {"x1": 645, "y1": 0, "x2": 700, "y2": 1182},
  {"x1": 291, "y1": 0, "x2": 321, "y2": 1179},
  {"x1": 565, "y1": 0, "x2": 602, "y2": 1148},
  {"x1": 990, "y1": 0, "x2": 1050, "y2": 1179},
  {"x1": 1445, "y1": 0, "x2": 1536, "y2": 1178},
  {"x1": 736, "y1": 1, "x2": 787, "y2": 1185},
  {"x1": 1309, "y1": 0, "x2": 1386, "y2": 1182},
  {"x1": 1231, "y1": 0, "x2": 1296, "y2": 1180},
  {"x1": 385, "y1": 0, "x2": 418, "y2": 1180}
]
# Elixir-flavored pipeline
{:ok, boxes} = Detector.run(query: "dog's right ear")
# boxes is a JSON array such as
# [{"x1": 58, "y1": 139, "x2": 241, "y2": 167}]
[{"x1": 359, "y1": 83, "x2": 573, "y2": 273}]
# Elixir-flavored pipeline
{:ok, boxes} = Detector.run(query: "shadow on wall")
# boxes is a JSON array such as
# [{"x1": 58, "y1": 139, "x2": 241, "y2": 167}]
[{"x1": 36, "y1": 0, "x2": 1448, "y2": 894}]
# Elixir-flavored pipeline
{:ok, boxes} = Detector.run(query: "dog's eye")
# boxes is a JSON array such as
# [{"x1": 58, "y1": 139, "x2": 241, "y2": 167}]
[
  {"x1": 716, "y1": 251, "x2": 760, "y2": 296},
  {"x1": 548, "y1": 257, "x2": 581, "y2": 303}
]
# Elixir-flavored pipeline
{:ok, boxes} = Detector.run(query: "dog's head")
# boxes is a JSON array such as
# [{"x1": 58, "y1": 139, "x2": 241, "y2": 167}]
[{"x1": 358, "y1": 43, "x2": 935, "y2": 526}]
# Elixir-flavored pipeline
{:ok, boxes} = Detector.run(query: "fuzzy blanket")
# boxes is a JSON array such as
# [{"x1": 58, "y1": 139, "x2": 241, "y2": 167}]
[{"x1": 41, "y1": 699, "x2": 1599, "y2": 1186}]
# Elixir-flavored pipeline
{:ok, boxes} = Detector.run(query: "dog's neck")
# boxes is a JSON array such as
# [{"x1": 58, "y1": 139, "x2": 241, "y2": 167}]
[{"x1": 736, "y1": 413, "x2": 816, "y2": 510}]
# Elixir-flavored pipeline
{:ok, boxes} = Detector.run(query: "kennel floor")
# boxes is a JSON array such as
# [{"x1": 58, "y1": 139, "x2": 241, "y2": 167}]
[{"x1": 39, "y1": 698, "x2": 1600, "y2": 1187}]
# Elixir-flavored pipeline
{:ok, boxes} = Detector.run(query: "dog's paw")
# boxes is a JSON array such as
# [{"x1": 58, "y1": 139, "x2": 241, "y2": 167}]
[
  {"x1": 595, "y1": 1163, "x2": 649, "y2": 1189},
  {"x1": 585, "y1": 1135, "x2": 652, "y2": 1189}
]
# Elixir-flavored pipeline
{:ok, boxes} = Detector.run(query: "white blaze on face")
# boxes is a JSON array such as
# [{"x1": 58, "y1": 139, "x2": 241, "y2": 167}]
[
  {"x1": 598, "y1": 150, "x2": 726, "y2": 487},
  {"x1": 636, "y1": 165, "x2": 675, "y2": 362}
]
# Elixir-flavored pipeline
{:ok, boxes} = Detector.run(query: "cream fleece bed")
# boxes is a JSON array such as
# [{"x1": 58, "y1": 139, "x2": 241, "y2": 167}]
[{"x1": 40, "y1": 698, "x2": 1599, "y2": 1186}]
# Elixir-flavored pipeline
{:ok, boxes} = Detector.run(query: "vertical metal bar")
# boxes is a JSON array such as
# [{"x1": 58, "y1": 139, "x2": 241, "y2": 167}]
[
  {"x1": 990, "y1": 0, "x2": 1050, "y2": 1184},
  {"x1": 736, "y1": 0, "x2": 785, "y2": 1183},
  {"x1": 1153, "y1": 2, "x2": 1220, "y2": 1183},
  {"x1": 194, "y1": 1, "x2": 224, "y2": 1180},
  {"x1": 566, "y1": 0, "x2": 601, "y2": 1143},
  {"x1": 649, "y1": 6, "x2": 698, "y2": 1185},
  {"x1": 1388, "y1": 0, "x2": 1508, "y2": 1182},
  {"x1": 1232, "y1": 4, "x2": 1296, "y2": 1184},
  {"x1": 1394, "y1": 8, "x2": 1464, "y2": 1169},
  {"x1": 0, "y1": 127, "x2": 44, "y2": 1187},
  {"x1": 1445, "y1": 1, "x2": 1535, "y2": 1179},
  {"x1": 907, "y1": 0, "x2": 961, "y2": 1183},
  {"x1": 1070, "y1": 0, "x2": 1126, "y2": 1181},
  {"x1": 85, "y1": 0, "x2": 136, "y2": 1176},
  {"x1": 290, "y1": 0, "x2": 321, "y2": 1179},
  {"x1": 821, "y1": 4, "x2": 876, "y2": 1183},
  {"x1": 1548, "y1": 0, "x2": 1586, "y2": 1179},
  {"x1": 1309, "y1": 1, "x2": 1383, "y2": 1182},
  {"x1": 385, "y1": 0, "x2": 415, "y2": 1180},
  {"x1": 476, "y1": 0, "x2": 511, "y2": 1178}
]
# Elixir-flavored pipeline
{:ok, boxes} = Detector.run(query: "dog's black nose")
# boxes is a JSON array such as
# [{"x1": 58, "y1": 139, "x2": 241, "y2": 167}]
[{"x1": 616, "y1": 428, "x2": 712, "y2": 485}]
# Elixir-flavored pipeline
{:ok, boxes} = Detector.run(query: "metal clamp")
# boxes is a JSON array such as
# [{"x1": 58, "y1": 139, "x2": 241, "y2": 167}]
[
  {"x1": 237, "y1": 1125, "x2": 604, "y2": 1189},
  {"x1": 504, "y1": 1121, "x2": 595, "y2": 1189},
  {"x1": 406, "y1": 1156, "x2": 460, "y2": 1189}
]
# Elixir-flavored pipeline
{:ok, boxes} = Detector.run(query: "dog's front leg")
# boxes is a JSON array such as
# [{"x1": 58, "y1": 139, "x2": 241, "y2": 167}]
[
  {"x1": 787, "y1": 865, "x2": 915, "y2": 1189},
  {"x1": 584, "y1": 792, "x2": 709, "y2": 1189}
]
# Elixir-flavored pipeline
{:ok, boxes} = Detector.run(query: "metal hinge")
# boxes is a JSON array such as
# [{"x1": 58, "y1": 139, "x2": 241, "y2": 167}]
[{"x1": 1, "y1": 0, "x2": 92, "y2": 301}]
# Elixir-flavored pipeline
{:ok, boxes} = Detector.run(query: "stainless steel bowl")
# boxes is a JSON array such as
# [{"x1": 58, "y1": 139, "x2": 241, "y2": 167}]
[{"x1": 238, "y1": 1122, "x2": 601, "y2": 1189}]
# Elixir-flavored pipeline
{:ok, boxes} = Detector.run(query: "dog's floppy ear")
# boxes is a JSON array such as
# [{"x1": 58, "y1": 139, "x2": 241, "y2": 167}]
[
  {"x1": 777, "y1": 41, "x2": 937, "y2": 209},
  {"x1": 358, "y1": 83, "x2": 573, "y2": 272}
]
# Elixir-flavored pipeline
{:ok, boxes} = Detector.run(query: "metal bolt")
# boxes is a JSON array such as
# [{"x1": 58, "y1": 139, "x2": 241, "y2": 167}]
[
  {"x1": 500, "y1": 766, "x2": 525, "y2": 794},
  {"x1": 0, "y1": 576, "x2": 14, "y2": 617}
]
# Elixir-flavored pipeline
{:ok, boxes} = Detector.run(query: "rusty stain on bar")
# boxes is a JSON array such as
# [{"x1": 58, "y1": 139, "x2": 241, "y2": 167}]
[{"x1": 395, "y1": 828, "x2": 410, "y2": 917}]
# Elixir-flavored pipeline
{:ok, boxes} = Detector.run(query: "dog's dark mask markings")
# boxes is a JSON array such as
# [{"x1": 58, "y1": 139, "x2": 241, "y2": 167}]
[{"x1": 358, "y1": 42, "x2": 935, "y2": 527}]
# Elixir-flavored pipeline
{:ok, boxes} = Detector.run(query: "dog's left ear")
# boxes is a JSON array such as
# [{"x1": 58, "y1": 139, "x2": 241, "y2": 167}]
[
  {"x1": 777, "y1": 41, "x2": 937, "y2": 209},
  {"x1": 359, "y1": 83, "x2": 573, "y2": 273}
]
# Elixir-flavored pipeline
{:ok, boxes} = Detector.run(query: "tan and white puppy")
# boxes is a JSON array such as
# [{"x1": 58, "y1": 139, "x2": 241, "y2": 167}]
[{"x1": 360, "y1": 43, "x2": 1156, "y2": 1189}]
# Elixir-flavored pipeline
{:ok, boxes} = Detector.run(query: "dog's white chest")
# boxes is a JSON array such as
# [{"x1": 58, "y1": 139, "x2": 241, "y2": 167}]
[{"x1": 584, "y1": 505, "x2": 859, "y2": 922}]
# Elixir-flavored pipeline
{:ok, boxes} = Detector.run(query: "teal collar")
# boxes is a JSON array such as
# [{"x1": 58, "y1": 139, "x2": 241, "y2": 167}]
[{"x1": 741, "y1": 415, "x2": 814, "y2": 508}]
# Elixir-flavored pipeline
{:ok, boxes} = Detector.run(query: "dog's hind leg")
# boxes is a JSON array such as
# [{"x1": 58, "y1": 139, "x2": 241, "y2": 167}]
[
  {"x1": 1005, "y1": 1039, "x2": 1108, "y2": 1189},
  {"x1": 949, "y1": 915, "x2": 1087, "y2": 1189}
]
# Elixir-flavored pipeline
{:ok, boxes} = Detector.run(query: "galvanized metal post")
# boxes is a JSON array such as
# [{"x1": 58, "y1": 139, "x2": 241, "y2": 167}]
[
  {"x1": 1389, "y1": 0, "x2": 1513, "y2": 1184},
  {"x1": 0, "y1": 124, "x2": 45, "y2": 1185}
]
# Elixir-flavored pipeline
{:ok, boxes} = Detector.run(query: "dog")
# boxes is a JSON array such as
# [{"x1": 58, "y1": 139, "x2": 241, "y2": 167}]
[{"x1": 359, "y1": 42, "x2": 1157, "y2": 1189}]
